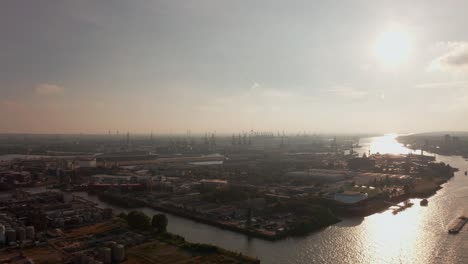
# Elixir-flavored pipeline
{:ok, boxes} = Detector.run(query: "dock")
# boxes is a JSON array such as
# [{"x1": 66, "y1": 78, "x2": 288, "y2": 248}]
[{"x1": 448, "y1": 216, "x2": 468, "y2": 234}]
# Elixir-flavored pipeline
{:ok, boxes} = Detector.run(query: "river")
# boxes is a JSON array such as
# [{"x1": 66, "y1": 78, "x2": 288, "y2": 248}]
[{"x1": 30, "y1": 135, "x2": 468, "y2": 263}]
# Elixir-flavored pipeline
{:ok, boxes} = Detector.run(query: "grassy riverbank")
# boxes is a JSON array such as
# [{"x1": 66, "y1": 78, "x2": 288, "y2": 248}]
[{"x1": 127, "y1": 233, "x2": 260, "y2": 264}]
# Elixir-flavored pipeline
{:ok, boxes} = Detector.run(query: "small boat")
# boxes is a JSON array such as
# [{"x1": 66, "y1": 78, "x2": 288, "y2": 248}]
[
  {"x1": 465, "y1": 171, "x2": 467, "y2": 176},
  {"x1": 420, "y1": 199, "x2": 428, "y2": 206}
]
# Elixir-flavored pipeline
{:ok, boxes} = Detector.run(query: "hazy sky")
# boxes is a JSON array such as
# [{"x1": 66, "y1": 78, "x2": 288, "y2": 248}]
[{"x1": 1, "y1": 0, "x2": 468, "y2": 134}]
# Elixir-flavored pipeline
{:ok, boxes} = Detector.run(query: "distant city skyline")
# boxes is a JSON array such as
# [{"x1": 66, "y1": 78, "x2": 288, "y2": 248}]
[{"x1": 1, "y1": 1, "x2": 468, "y2": 134}]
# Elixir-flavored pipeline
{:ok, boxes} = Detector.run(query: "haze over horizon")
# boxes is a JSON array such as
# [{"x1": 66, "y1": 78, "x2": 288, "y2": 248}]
[{"x1": 2, "y1": 1, "x2": 468, "y2": 134}]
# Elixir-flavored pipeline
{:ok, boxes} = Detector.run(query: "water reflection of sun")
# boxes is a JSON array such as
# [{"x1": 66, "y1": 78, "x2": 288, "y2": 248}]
[
  {"x1": 364, "y1": 205, "x2": 428, "y2": 263},
  {"x1": 368, "y1": 134, "x2": 417, "y2": 155},
  {"x1": 355, "y1": 134, "x2": 437, "y2": 263}
]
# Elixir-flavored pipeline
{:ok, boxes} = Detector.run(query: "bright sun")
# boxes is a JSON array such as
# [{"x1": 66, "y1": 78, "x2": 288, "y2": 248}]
[{"x1": 373, "y1": 29, "x2": 412, "y2": 67}]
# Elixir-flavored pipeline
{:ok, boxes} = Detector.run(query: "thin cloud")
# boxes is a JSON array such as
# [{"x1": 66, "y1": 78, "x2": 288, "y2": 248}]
[
  {"x1": 202, "y1": 84, "x2": 315, "y2": 113},
  {"x1": 429, "y1": 42, "x2": 468, "y2": 72},
  {"x1": 248, "y1": 83, "x2": 294, "y2": 98},
  {"x1": 380, "y1": 92, "x2": 385, "y2": 100},
  {"x1": 250, "y1": 82, "x2": 261, "y2": 90},
  {"x1": 262, "y1": 89, "x2": 294, "y2": 98},
  {"x1": 0, "y1": 100, "x2": 27, "y2": 113},
  {"x1": 329, "y1": 85, "x2": 368, "y2": 99},
  {"x1": 415, "y1": 80, "x2": 468, "y2": 89},
  {"x1": 34, "y1": 83, "x2": 65, "y2": 95}
]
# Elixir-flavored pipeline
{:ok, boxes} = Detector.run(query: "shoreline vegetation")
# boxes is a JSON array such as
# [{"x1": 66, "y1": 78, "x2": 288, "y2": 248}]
[
  {"x1": 118, "y1": 211, "x2": 261, "y2": 264},
  {"x1": 99, "y1": 192, "x2": 340, "y2": 241}
]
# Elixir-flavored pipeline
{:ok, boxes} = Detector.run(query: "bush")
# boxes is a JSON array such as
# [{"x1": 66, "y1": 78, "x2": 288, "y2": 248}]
[
  {"x1": 126, "y1": 211, "x2": 151, "y2": 231},
  {"x1": 152, "y1": 214, "x2": 168, "y2": 233}
]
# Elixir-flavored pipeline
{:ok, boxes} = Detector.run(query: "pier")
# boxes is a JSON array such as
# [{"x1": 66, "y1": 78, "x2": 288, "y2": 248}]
[{"x1": 385, "y1": 200, "x2": 414, "y2": 214}]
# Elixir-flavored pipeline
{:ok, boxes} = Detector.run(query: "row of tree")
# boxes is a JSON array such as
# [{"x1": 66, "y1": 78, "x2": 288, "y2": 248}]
[{"x1": 119, "y1": 211, "x2": 168, "y2": 233}]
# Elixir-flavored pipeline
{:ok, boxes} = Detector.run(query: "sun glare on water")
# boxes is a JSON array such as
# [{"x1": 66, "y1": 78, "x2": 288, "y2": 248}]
[
  {"x1": 368, "y1": 134, "x2": 416, "y2": 155},
  {"x1": 373, "y1": 27, "x2": 412, "y2": 67}
]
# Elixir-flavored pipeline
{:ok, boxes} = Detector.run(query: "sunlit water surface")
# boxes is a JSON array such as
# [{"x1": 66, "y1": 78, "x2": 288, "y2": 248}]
[
  {"x1": 360, "y1": 133, "x2": 420, "y2": 155},
  {"x1": 25, "y1": 135, "x2": 468, "y2": 263}
]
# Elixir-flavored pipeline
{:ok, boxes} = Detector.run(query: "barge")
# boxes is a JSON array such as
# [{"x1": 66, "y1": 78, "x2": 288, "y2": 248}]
[{"x1": 448, "y1": 216, "x2": 468, "y2": 234}]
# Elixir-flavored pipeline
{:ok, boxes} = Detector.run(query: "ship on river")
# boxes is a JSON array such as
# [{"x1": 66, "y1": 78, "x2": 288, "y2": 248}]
[{"x1": 448, "y1": 216, "x2": 468, "y2": 234}]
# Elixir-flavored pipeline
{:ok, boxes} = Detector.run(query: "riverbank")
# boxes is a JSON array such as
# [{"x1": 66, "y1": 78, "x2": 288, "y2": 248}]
[
  {"x1": 80, "y1": 136, "x2": 468, "y2": 263},
  {"x1": 128, "y1": 232, "x2": 260, "y2": 264},
  {"x1": 43, "y1": 217, "x2": 260, "y2": 264},
  {"x1": 145, "y1": 202, "x2": 285, "y2": 241},
  {"x1": 397, "y1": 133, "x2": 468, "y2": 158},
  {"x1": 95, "y1": 192, "x2": 340, "y2": 241},
  {"x1": 92, "y1": 173, "x2": 452, "y2": 241},
  {"x1": 334, "y1": 183, "x2": 443, "y2": 218},
  {"x1": 97, "y1": 183, "x2": 446, "y2": 241}
]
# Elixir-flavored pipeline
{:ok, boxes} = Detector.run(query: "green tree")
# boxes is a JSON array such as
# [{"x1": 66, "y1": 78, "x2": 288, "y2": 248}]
[
  {"x1": 126, "y1": 211, "x2": 151, "y2": 231},
  {"x1": 152, "y1": 214, "x2": 168, "y2": 233}
]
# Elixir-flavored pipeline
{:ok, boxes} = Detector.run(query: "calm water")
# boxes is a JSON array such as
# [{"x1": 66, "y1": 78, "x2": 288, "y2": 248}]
[{"x1": 37, "y1": 135, "x2": 468, "y2": 263}]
